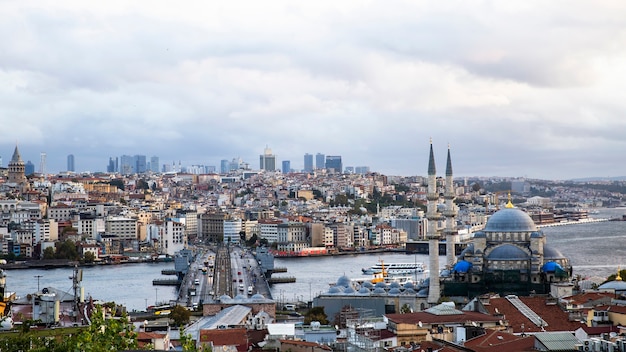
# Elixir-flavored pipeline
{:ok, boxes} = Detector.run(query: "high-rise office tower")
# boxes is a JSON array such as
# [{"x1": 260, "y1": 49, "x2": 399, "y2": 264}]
[
  {"x1": 39, "y1": 152, "x2": 46, "y2": 176},
  {"x1": 315, "y1": 153, "x2": 325, "y2": 170},
  {"x1": 120, "y1": 155, "x2": 134, "y2": 174},
  {"x1": 135, "y1": 155, "x2": 147, "y2": 173},
  {"x1": 25, "y1": 161, "x2": 35, "y2": 176},
  {"x1": 67, "y1": 154, "x2": 75, "y2": 172},
  {"x1": 325, "y1": 155, "x2": 342, "y2": 173},
  {"x1": 303, "y1": 153, "x2": 313, "y2": 172},
  {"x1": 220, "y1": 159, "x2": 229, "y2": 174},
  {"x1": 282, "y1": 160, "x2": 291, "y2": 174},
  {"x1": 150, "y1": 156, "x2": 159, "y2": 173},
  {"x1": 259, "y1": 146, "x2": 276, "y2": 171},
  {"x1": 0, "y1": 156, "x2": 3, "y2": 167}
]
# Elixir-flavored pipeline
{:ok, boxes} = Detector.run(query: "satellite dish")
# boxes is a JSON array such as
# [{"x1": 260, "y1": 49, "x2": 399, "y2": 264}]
[
  {"x1": 472, "y1": 321, "x2": 478, "y2": 327},
  {"x1": 418, "y1": 321, "x2": 423, "y2": 327},
  {"x1": 499, "y1": 320, "x2": 504, "y2": 326},
  {"x1": 495, "y1": 308, "x2": 499, "y2": 314}
]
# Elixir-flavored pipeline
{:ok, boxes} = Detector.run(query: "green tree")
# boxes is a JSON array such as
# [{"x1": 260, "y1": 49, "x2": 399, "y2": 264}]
[
  {"x1": 109, "y1": 179, "x2": 125, "y2": 191},
  {"x1": 303, "y1": 306, "x2": 329, "y2": 325},
  {"x1": 83, "y1": 251, "x2": 96, "y2": 264},
  {"x1": 170, "y1": 305, "x2": 191, "y2": 326},
  {"x1": 42, "y1": 247, "x2": 55, "y2": 259},
  {"x1": 55, "y1": 240, "x2": 79, "y2": 261}
]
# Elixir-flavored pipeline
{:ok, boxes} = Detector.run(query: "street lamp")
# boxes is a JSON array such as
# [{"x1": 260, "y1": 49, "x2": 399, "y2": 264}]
[{"x1": 34, "y1": 275, "x2": 42, "y2": 293}]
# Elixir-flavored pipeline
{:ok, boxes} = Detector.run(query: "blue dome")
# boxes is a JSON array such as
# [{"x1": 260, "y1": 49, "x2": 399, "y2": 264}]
[
  {"x1": 389, "y1": 282, "x2": 401, "y2": 289},
  {"x1": 484, "y1": 207, "x2": 537, "y2": 232},
  {"x1": 251, "y1": 294, "x2": 265, "y2": 300},
  {"x1": 542, "y1": 261, "x2": 564, "y2": 273},
  {"x1": 343, "y1": 286, "x2": 356, "y2": 294},
  {"x1": 374, "y1": 282, "x2": 387, "y2": 289},
  {"x1": 403, "y1": 282, "x2": 415, "y2": 289},
  {"x1": 362, "y1": 281, "x2": 374, "y2": 289},
  {"x1": 453, "y1": 260, "x2": 472, "y2": 273},
  {"x1": 357, "y1": 287, "x2": 370, "y2": 295},
  {"x1": 488, "y1": 244, "x2": 529, "y2": 260},
  {"x1": 417, "y1": 288, "x2": 429, "y2": 297},
  {"x1": 599, "y1": 280, "x2": 626, "y2": 292}
]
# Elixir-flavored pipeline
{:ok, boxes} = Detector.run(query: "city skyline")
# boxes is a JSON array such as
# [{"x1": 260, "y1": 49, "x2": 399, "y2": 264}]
[{"x1": 2, "y1": 2, "x2": 626, "y2": 179}]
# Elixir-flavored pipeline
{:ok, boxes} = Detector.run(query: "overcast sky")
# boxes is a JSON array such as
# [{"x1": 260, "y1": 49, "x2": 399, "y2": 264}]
[{"x1": 2, "y1": 1, "x2": 626, "y2": 180}]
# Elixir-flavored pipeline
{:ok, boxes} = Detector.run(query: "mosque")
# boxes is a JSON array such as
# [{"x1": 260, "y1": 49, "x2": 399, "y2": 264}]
[{"x1": 313, "y1": 142, "x2": 573, "y2": 319}]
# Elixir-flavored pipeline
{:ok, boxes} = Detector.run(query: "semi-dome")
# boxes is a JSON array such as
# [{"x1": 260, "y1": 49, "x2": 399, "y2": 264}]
[
  {"x1": 543, "y1": 246, "x2": 567, "y2": 260},
  {"x1": 488, "y1": 244, "x2": 529, "y2": 260},
  {"x1": 484, "y1": 207, "x2": 537, "y2": 232}
]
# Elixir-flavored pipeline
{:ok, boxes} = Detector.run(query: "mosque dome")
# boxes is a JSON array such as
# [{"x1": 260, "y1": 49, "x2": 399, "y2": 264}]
[
  {"x1": 388, "y1": 288, "x2": 402, "y2": 295},
  {"x1": 403, "y1": 282, "x2": 415, "y2": 290},
  {"x1": 357, "y1": 287, "x2": 371, "y2": 295},
  {"x1": 234, "y1": 294, "x2": 247, "y2": 300},
  {"x1": 487, "y1": 244, "x2": 529, "y2": 260},
  {"x1": 251, "y1": 293, "x2": 265, "y2": 300},
  {"x1": 389, "y1": 282, "x2": 401, "y2": 289},
  {"x1": 599, "y1": 270, "x2": 626, "y2": 292},
  {"x1": 543, "y1": 246, "x2": 567, "y2": 260},
  {"x1": 372, "y1": 287, "x2": 387, "y2": 295},
  {"x1": 343, "y1": 286, "x2": 356, "y2": 294},
  {"x1": 453, "y1": 260, "x2": 472, "y2": 273},
  {"x1": 219, "y1": 295, "x2": 232, "y2": 301},
  {"x1": 328, "y1": 286, "x2": 343, "y2": 294},
  {"x1": 374, "y1": 282, "x2": 387, "y2": 289},
  {"x1": 416, "y1": 288, "x2": 429, "y2": 297},
  {"x1": 362, "y1": 281, "x2": 374, "y2": 289},
  {"x1": 541, "y1": 261, "x2": 565, "y2": 273},
  {"x1": 484, "y1": 207, "x2": 537, "y2": 232},
  {"x1": 336, "y1": 275, "x2": 351, "y2": 288},
  {"x1": 403, "y1": 288, "x2": 417, "y2": 295}
]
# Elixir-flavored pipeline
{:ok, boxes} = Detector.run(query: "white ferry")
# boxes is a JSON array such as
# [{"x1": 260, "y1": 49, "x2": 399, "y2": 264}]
[{"x1": 361, "y1": 261, "x2": 426, "y2": 276}]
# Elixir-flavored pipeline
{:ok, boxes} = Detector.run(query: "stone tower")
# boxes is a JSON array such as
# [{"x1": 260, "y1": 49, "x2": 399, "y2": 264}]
[{"x1": 8, "y1": 145, "x2": 27, "y2": 187}]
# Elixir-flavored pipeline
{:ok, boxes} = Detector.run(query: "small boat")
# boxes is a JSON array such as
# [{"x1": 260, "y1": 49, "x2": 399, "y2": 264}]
[{"x1": 362, "y1": 261, "x2": 426, "y2": 276}]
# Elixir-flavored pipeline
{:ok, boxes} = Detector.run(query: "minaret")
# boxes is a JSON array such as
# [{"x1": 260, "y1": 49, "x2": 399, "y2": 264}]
[
  {"x1": 444, "y1": 145, "x2": 458, "y2": 268},
  {"x1": 426, "y1": 141, "x2": 442, "y2": 304}
]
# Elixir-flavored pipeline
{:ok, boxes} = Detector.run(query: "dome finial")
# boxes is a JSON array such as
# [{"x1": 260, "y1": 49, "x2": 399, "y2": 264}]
[
  {"x1": 617, "y1": 266, "x2": 623, "y2": 281},
  {"x1": 505, "y1": 192, "x2": 514, "y2": 208}
]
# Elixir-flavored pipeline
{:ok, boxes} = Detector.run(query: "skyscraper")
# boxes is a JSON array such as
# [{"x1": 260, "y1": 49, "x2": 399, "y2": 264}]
[
  {"x1": 135, "y1": 155, "x2": 147, "y2": 173},
  {"x1": 259, "y1": 146, "x2": 276, "y2": 171},
  {"x1": 220, "y1": 159, "x2": 229, "y2": 174},
  {"x1": 67, "y1": 154, "x2": 75, "y2": 172},
  {"x1": 303, "y1": 153, "x2": 313, "y2": 172},
  {"x1": 325, "y1": 155, "x2": 342, "y2": 173},
  {"x1": 39, "y1": 152, "x2": 46, "y2": 176},
  {"x1": 315, "y1": 153, "x2": 325, "y2": 170},
  {"x1": 120, "y1": 155, "x2": 134, "y2": 174},
  {"x1": 25, "y1": 161, "x2": 35, "y2": 176},
  {"x1": 150, "y1": 156, "x2": 159, "y2": 173},
  {"x1": 282, "y1": 160, "x2": 291, "y2": 174}
]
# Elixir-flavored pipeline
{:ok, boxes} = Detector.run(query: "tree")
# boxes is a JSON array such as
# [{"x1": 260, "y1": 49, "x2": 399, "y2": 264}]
[
  {"x1": 109, "y1": 179, "x2": 125, "y2": 191},
  {"x1": 83, "y1": 251, "x2": 96, "y2": 264},
  {"x1": 55, "y1": 240, "x2": 79, "y2": 261},
  {"x1": 304, "y1": 306, "x2": 328, "y2": 325},
  {"x1": 42, "y1": 247, "x2": 55, "y2": 260},
  {"x1": 170, "y1": 305, "x2": 191, "y2": 326}
]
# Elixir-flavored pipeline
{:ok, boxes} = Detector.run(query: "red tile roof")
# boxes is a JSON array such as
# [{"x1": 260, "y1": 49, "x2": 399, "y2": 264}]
[
  {"x1": 485, "y1": 297, "x2": 583, "y2": 333},
  {"x1": 199, "y1": 328, "x2": 248, "y2": 352},
  {"x1": 464, "y1": 329, "x2": 535, "y2": 352}
]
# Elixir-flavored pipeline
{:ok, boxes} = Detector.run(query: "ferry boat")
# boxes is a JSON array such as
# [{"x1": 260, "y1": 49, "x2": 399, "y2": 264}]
[{"x1": 361, "y1": 261, "x2": 426, "y2": 276}]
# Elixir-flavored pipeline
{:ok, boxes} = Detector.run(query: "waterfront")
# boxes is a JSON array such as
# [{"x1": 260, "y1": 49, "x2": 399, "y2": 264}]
[
  {"x1": 2, "y1": 207, "x2": 625, "y2": 312},
  {"x1": 3, "y1": 262, "x2": 178, "y2": 312}
]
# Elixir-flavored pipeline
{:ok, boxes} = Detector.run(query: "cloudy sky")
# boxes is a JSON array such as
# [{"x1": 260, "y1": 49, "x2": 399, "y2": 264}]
[{"x1": 2, "y1": 1, "x2": 626, "y2": 180}]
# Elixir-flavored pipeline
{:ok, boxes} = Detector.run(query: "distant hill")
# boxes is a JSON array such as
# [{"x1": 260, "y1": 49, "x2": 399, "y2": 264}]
[{"x1": 570, "y1": 176, "x2": 626, "y2": 182}]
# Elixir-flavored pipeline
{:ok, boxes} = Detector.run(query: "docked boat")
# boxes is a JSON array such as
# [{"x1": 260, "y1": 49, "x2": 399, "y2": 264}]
[{"x1": 361, "y1": 261, "x2": 426, "y2": 276}]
